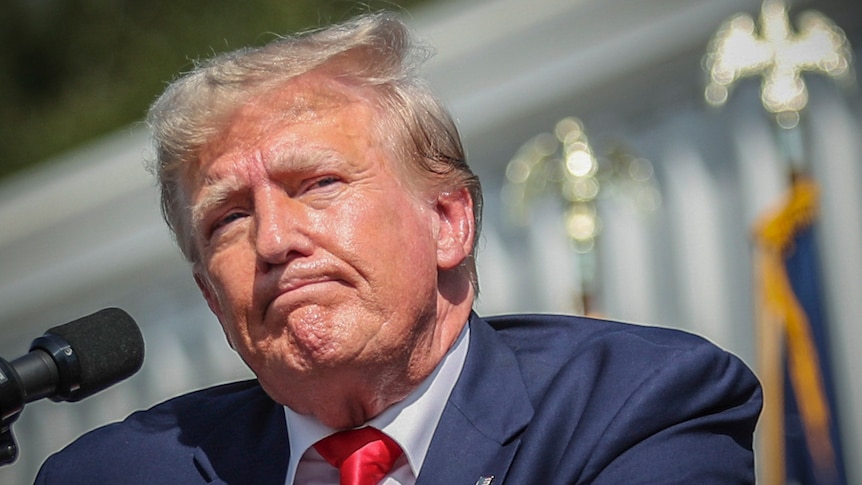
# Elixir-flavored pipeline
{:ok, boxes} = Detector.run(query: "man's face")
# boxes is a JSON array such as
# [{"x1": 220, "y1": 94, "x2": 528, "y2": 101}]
[{"x1": 185, "y1": 76, "x2": 457, "y2": 411}]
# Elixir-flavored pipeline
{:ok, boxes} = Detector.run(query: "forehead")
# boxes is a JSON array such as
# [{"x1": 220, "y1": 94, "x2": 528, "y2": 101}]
[
  {"x1": 187, "y1": 72, "x2": 388, "y2": 178},
  {"x1": 220, "y1": 74, "x2": 372, "y2": 145}
]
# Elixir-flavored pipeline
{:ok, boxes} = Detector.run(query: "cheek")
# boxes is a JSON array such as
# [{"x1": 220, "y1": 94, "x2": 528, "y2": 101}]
[
  {"x1": 377, "y1": 207, "x2": 439, "y2": 290},
  {"x1": 358, "y1": 199, "x2": 430, "y2": 257},
  {"x1": 206, "y1": 255, "x2": 256, "y2": 326}
]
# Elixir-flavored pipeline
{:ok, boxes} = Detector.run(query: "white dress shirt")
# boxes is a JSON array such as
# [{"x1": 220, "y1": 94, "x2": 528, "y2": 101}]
[{"x1": 285, "y1": 324, "x2": 470, "y2": 485}]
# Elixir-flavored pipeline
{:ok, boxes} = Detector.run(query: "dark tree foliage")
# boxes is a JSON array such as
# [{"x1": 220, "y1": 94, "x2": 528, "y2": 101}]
[{"x1": 0, "y1": 0, "x2": 429, "y2": 178}]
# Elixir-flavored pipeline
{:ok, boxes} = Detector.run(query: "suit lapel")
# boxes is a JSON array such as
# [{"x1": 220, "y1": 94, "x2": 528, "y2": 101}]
[
  {"x1": 188, "y1": 315, "x2": 532, "y2": 484},
  {"x1": 418, "y1": 314, "x2": 533, "y2": 485},
  {"x1": 192, "y1": 385, "x2": 289, "y2": 484}
]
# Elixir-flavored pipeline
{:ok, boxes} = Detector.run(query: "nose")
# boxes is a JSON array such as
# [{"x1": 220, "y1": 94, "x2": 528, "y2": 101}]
[{"x1": 253, "y1": 188, "x2": 313, "y2": 269}]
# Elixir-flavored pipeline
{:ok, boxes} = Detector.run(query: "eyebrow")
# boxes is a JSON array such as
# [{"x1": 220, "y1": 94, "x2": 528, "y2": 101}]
[
  {"x1": 190, "y1": 173, "x2": 245, "y2": 239},
  {"x1": 268, "y1": 142, "x2": 345, "y2": 173},
  {"x1": 189, "y1": 146, "x2": 347, "y2": 237}
]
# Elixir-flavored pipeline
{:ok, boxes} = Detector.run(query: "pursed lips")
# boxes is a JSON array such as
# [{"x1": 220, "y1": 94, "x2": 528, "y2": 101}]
[{"x1": 258, "y1": 272, "x2": 345, "y2": 320}]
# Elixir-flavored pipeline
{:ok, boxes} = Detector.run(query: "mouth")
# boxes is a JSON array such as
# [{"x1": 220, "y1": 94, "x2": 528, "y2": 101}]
[
  {"x1": 261, "y1": 274, "x2": 346, "y2": 321},
  {"x1": 282, "y1": 276, "x2": 330, "y2": 292}
]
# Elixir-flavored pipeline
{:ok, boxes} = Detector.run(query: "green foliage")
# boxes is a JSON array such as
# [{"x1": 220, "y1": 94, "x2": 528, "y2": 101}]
[{"x1": 0, "y1": 0, "x2": 430, "y2": 178}]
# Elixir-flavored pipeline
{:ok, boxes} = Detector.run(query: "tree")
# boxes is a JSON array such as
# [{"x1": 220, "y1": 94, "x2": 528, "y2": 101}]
[{"x1": 0, "y1": 0, "x2": 429, "y2": 178}]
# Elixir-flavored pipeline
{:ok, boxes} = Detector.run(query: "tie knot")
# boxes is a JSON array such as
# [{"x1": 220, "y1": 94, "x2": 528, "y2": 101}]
[{"x1": 313, "y1": 427, "x2": 403, "y2": 485}]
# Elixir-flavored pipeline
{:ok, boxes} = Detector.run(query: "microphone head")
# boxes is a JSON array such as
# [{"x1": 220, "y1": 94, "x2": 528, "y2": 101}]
[{"x1": 34, "y1": 308, "x2": 144, "y2": 402}]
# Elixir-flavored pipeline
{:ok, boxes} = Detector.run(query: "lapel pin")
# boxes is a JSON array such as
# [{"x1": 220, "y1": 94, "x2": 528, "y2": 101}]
[{"x1": 475, "y1": 477, "x2": 494, "y2": 485}]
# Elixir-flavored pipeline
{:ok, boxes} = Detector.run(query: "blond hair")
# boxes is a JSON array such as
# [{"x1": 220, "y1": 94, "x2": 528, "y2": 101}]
[{"x1": 147, "y1": 12, "x2": 482, "y2": 289}]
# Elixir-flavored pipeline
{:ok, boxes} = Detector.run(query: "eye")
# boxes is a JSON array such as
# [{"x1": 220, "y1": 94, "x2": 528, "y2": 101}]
[
  {"x1": 300, "y1": 176, "x2": 344, "y2": 197},
  {"x1": 311, "y1": 176, "x2": 340, "y2": 190},
  {"x1": 210, "y1": 211, "x2": 247, "y2": 236}
]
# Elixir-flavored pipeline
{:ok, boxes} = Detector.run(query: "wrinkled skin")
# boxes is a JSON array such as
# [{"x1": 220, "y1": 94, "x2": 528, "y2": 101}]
[{"x1": 186, "y1": 72, "x2": 475, "y2": 428}]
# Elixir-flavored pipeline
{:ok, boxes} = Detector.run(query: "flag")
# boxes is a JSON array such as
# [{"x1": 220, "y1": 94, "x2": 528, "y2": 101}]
[{"x1": 753, "y1": 176, "x2": 847, "y2": 485}]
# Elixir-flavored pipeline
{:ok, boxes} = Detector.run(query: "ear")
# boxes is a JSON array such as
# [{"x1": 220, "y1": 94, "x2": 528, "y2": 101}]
[{"x1": 434, "y1": 187, "x2": 475, "y2": 270}]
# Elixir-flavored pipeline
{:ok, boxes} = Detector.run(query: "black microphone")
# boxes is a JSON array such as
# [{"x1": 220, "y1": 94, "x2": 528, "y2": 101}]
[
  {"x1": 0, "y1": 307, "x2": 144, "y2": 422},
  {"x1": 0, "y1": 308, "x2": 144, "y2": 464}
]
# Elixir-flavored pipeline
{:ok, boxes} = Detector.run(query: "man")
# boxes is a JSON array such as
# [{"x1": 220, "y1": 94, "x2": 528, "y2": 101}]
[{"x1": 36, "y1": 12, "x2": 761, "y2": 484}]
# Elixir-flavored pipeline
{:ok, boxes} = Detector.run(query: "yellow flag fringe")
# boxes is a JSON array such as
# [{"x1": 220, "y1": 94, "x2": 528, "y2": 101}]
[{"x1": 753, "y1": 176, "x2": 836, "y2": 484}]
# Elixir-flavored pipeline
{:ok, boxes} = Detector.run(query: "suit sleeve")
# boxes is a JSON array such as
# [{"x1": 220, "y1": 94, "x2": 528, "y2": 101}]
[{"x1": 582, "y1": 336, "x2": 762, "y2": 484}]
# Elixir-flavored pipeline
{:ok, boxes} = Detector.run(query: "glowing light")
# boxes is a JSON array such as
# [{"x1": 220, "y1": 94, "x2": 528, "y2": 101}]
[
  {"x1": 504, "y1": 119, "x2": 661, "y2": 253},
  {"x1": 566, "y1": 148, "x2": 597, "y2": 177},
  {"x1": 505, "y1": 157, "x2": 532, "y2": 184},
  {"x1": 555, "y1": 117, "x2": 584, "y2": 144},
  {"x1": 563, "y1": 177, "x2": 600, "y2": 202},
  {"x1": 704, "y1": 0, "x2": 852, "y2": 117},
  {"x1": 565, "y1": 205, "x2": 600, "y2": 253}
]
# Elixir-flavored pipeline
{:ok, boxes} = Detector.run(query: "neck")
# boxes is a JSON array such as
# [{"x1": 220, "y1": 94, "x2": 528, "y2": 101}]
[
  {"x1": 300, "y1": 289, "x2": 473, "y2": 429},
  {"x1": 277, "y1": 268, "x2": 475, "y2": 429}
]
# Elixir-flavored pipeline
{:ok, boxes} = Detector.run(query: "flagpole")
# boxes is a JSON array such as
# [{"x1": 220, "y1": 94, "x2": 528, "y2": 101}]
[
  {"x1": 759, "y1": 121, "x2": 804, "y2": 485},
  {"x1": 705, "y1": 1, "x2": 853, "y2": 483}
]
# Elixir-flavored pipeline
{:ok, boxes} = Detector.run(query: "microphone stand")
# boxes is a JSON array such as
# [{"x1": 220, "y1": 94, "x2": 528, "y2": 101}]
[{"x1": 0, "y1": 357, "x2": 25, "y2": 465}]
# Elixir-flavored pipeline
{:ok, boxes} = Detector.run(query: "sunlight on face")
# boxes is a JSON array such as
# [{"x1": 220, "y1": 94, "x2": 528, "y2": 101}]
[{"x1": 187, "y1": 74, "x2": 444, "y2": 411}]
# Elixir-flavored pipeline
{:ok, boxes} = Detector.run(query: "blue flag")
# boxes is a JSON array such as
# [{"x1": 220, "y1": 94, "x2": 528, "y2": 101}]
[
  {"x1": 754, "y1": 177, "x2": 846, "y2": 485},
  {"x1": 783, "y1": 217, "x2": 846, "y2": 485}
]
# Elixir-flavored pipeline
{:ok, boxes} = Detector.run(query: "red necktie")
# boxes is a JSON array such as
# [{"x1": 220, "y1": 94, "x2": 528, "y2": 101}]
[{"x1": 313, "y1": 427, "x2": 403, "y2": 485}]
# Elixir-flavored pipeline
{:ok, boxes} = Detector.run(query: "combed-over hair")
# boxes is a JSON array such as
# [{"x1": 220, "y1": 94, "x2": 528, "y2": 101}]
[{"x1": 146, "y1": 12, "x2": 483, "y2": 290}]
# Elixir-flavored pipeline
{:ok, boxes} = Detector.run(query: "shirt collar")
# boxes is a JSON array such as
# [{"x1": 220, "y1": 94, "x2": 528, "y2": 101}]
[{"x1": 284, "y1": 323, "x2": 470, "y2": 483}]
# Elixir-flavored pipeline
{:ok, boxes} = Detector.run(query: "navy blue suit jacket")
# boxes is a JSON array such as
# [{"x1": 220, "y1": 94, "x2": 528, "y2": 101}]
[{"x1": 35, "y1": 313, "x2": 762, "y2": 484}]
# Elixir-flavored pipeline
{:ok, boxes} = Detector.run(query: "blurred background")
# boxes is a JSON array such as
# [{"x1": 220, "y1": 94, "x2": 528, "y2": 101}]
[{"x1": 1, "y1": 0, "x2": 860, "y2": 483}]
